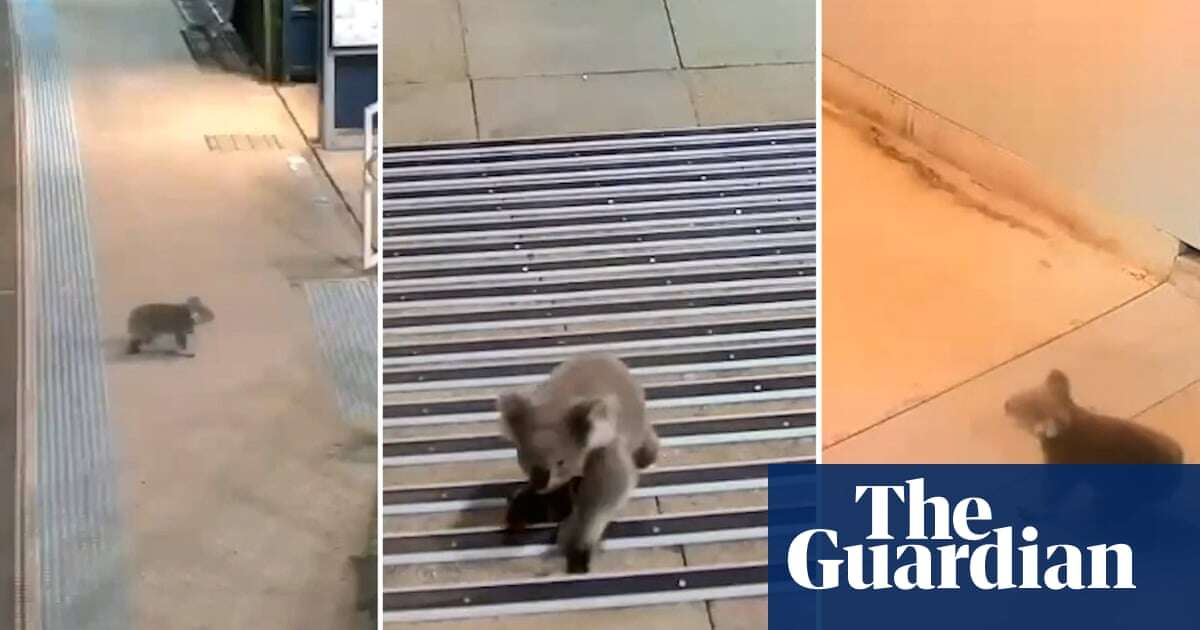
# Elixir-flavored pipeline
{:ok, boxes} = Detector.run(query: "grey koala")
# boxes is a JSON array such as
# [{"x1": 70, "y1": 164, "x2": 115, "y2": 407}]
[
  {"x1": 497, "y1": 352, "x2": 659, "y2": 573},
  {"x1": 126, "y1": 296, "x2": 214, "y2": 357}
]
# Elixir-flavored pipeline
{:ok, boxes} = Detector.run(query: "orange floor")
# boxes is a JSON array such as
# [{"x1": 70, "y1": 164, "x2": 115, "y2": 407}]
[{"x1": 821, "y1": 107, "x2": 1200, "y2": 463}]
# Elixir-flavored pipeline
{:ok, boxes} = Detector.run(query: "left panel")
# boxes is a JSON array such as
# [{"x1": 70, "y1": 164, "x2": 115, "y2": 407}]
[{"x1": 5, "y1": 0, "x2": 380, "y2": 626}]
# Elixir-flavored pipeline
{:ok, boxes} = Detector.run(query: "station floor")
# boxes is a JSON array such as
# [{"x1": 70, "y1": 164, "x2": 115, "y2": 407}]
[
  {"x1": 382, "y1": 0, "x2": 817, "y2": 143},
  {"x1": 822, "y1": 106, "x2": 1200, "y2": 464},
  {"x1": 13, "y1": 0, "x2": 376, "y2": 627}
]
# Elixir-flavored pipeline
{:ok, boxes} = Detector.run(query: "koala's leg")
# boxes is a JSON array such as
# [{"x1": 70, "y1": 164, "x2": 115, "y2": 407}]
[
  {"x1": 127, "y1": 337, "x2": 143, "y2": 354},
  {"x1": 557, "y1": 447, "x2": 635, "y2": 574},
  {"x1": 633, "y1": 431, "x2": 660, "y2": 470},
  {"x1": 175, "y1": 332, "x2": 195, "y2": 357}
]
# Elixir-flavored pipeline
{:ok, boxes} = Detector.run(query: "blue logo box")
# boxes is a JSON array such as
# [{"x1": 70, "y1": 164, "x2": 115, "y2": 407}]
[{"x1": 767, "y1": 464, "x2": 1200, "y2": 629}]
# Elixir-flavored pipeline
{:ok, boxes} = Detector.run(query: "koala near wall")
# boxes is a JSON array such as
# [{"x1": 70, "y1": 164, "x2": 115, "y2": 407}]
[
  {"x1": 497, "y1": 352, "x2": 659, "y2": 573},
  {"x1": 1004, "y1": 369, "x2": 1184, "y2": 516}
]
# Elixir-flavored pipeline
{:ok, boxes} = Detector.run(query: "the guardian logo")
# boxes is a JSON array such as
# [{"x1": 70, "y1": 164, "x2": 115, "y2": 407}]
[{"x1": 787, "y1": 478, "x2": 1135, "y2": 591}]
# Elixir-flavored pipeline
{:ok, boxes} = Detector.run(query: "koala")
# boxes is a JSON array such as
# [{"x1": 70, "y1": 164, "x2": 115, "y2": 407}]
[
  {"x1": 497, "y1": 352, "x2": 659, "y2": 573},
  {"x1": 1004, "y1": 369, "x2": 1184, "y2": 518},
  {"x1": 503, "y1": 476, "x2": 580, "y2": 545},
  {"x1": 127, "y1": 296, "x2": 215, "y2": 357}
]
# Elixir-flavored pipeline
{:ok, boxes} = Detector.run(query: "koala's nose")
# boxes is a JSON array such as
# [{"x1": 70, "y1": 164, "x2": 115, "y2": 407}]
[{"x1": 529, "y1": 466, "x2": 550, "y2": 491}]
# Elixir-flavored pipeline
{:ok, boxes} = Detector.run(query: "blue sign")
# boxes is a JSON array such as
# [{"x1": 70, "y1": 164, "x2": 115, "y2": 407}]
[{"x1": 768, "y1": 464, "x2": 1200, "y2": 629}]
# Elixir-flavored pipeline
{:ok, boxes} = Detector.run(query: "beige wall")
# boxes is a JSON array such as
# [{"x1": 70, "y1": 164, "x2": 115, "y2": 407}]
[{"x1": 823, "y1": 1, "x2": 1200, "y2": 247}]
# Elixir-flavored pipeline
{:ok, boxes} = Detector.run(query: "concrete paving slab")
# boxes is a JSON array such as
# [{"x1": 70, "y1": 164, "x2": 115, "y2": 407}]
[
  {"x1": 657, "y1": 437, "x2": 814, "y2": 468},
  {"x1": 382, "y1": 0, "x2": 467, "y2": 84},
  {"x1": 473, "y1": 71, "x2": 697, "y2": 139},
  {"x1": 276, "y1": 83, "x2": 320, "y2": 142},
  {"x1": 383, "y1": 80, "x2": 477, "y2": 144},
  {"x1": 709, "y1": 597, "x2": 767, "y2": 630},
  {"x1": 382, "y1": 457, "x2": 520, "y2": 486},
  {"x1": 826, "y1": 284, "x2": 1200, "y2": 463},
  {"x1": 667, "y1": 0, "x2": 815, "y2": 67},
  {"x1": 686, "y1": 63, "x2": 815, "y2": 125},
  {"x1": 385, "y1": 546, "x2": 686, "y2": 589},
  {"x1": 1134, "y1": 376, "x2": 1200, "y2": 462},
  {"x1": 460, "y1": 0, "x2": 678, "y2": 78},
  {"x1": 317, "y1": 150, "x2": 368, "y2": 225},
  {"x1": 657, "y1": 489, "x2": 767, "y2": 514},
  {"x1": 683, "y1": 539, "x2": 765, "y2": 566},
  {"x1": 265, "y1": 85, "x2": 366, "y2": 223},
  {"x1": 822, "y1": 111, "x2": 1156, "y2": 448},
  {"x1": 391, "y1": 601, "x2": 712, "y2": 630}
]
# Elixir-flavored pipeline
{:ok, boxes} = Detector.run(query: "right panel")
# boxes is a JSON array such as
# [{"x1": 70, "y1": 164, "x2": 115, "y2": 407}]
[{"x1": 821, "y1": 2, "x2": 1200, "y2": 467}]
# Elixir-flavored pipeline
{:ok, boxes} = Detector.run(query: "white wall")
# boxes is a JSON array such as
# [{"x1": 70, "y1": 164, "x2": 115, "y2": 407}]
[{"x1": 823, "y1": 1, "x2": 1200, "y2": 247}]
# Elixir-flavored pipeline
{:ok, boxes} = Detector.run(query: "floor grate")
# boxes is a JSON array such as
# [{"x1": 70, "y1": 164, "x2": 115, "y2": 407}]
[{"x1": 379, "y1": 122, "x2": 817, "y2": 624}]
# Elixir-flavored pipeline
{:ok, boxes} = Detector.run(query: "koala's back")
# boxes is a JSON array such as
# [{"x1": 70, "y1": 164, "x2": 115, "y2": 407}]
[
  {"x1": 128, "y1": 303, "x2": 194, "y2": 337},
  {"x1": 537, "y1": 353, "x2": 646, "y2": 431},
  {"x1": 1044, "y1": 413, "x2": 1183, "y2": 465}
]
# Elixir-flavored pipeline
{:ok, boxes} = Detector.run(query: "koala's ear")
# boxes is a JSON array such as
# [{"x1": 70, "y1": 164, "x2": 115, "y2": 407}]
[
  {"x1": 497, "y1": 391, "x2": 533, "y2": 441},
  {"x1": 566, "y1": 397, "x2": 617, "y2": 450},
  {"x1": 1045, "y1": 369, "x2": 1072, "y2": 405}
]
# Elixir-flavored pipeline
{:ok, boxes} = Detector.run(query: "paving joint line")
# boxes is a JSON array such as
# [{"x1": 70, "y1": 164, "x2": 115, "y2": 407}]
[{"x1": 825, "y1": 280, "x2": 1168, "y2": 450}]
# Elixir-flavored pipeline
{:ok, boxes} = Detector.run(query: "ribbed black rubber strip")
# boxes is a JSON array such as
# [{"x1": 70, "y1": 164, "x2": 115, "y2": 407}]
[{"x1": 383, "y1": 317, "x2": 814, "y2": 358}]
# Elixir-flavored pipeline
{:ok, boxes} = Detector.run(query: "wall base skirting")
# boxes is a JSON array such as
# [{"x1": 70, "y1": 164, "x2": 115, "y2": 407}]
[{"x1": 822, "y1": 55, "x2": 1181, "y2": 279}]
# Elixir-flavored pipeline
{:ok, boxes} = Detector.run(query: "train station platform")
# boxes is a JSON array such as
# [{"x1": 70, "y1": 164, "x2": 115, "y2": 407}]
[{"x1": 5, "y1": 0, "x2": 376, "y2": 627}]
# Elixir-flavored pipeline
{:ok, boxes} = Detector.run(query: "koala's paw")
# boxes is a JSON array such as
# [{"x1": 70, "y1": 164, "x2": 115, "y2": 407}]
[{"x1": 565, "y1": 547, "x2": 592, "y2": 574}]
